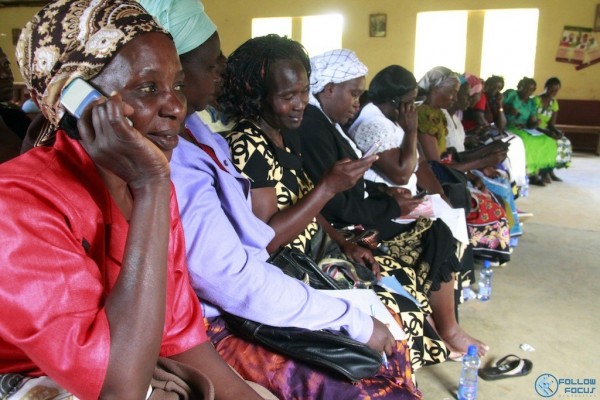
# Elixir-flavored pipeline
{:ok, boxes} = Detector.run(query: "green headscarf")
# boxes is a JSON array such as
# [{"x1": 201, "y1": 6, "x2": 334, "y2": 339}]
[{"x1": 140, "y1": 0, "x2": 217, "y2": 55}]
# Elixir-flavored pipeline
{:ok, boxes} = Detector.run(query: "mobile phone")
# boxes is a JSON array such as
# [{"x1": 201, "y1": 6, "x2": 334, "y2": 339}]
[
  {"x1": 61, "y1": 78, "x2": 132, "y2": 126},
  {"x1": 362, "y1": 141, "x2": 381, "y2": 157},
  {"x1": 61, "y1": 78, "x2": 104, "y2": 119},
  {"x1": 414, "y1": 190, "x2": 428, "y2": 199}
]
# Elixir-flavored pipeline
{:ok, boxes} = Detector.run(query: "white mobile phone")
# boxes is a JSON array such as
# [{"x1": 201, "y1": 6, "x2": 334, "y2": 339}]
[
  {"x1": 60, "y1": 78, "x2": 104, "y2": 119},
  {"x1": 362, "y1": 141, "x2": 381, "y2": 157}
]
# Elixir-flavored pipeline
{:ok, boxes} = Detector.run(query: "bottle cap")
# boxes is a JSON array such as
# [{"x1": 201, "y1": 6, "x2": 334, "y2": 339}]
[
  {"x1": 483, "y1": 260, "x2": 491, "y2": 268},
  {"x1": 467, "y1": 345, "x2": 477, "y2": 356}
]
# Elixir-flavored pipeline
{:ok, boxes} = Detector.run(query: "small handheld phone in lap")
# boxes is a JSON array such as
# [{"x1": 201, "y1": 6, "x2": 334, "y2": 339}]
[
  {"x1": 362, "y1": 141, "x2": 381, "y2": 158},
  {"x1": 414, "y1": 190, "x2": 428, "y2": 199}
]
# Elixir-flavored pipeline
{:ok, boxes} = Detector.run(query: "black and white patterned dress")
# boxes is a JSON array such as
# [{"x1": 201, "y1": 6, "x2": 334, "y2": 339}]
[{"x1": 227, "y1": 119, "x2": 450, "y2": 370}]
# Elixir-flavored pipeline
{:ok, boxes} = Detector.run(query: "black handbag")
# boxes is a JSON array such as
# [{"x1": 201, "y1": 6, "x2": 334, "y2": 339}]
[
  {"x1": 222, "y1": 314, "x2": 382, "y2": 381},
  {"x1": 223, "y1": 246, "x2": 382, "y2": 381},
  {"x1": 266, "y1": 246, "x2": 342, "y2": 290}
]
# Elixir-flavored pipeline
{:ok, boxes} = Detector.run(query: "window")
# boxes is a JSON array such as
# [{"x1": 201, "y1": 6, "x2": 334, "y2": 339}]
[
  {"x1": 414, "y1": 9, "x2": 539, "y2": 89},
  {"x1": 252, "y1": 17, "x2": 292, "y2": 38},
  {"x1": 252, "y1": 14, "x2": 343, "y2": 57},
  {"x1": 414, "y1": 11, "x2": 468, "y2": 80},
  {"x1": 301, "y1": 14, "x2": 343, "y2": 57},
  {"x1": 481, "y1": 9, "x2": 539, "y2": 90}
]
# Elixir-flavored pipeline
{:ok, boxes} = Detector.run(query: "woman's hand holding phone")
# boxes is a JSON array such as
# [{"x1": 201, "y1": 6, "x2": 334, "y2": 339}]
[
  {"x1": 66, "y1": 79, "x2": 170, "y2": 188},
  {"x1": 362, "y1": 141, "x2": 381, "y2": 158}
]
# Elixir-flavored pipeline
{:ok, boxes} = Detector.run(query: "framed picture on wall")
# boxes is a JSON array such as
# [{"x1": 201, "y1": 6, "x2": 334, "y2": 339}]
[
  {"x1": 594, "y1": 4, "x2": 600, "y2": 32},
  {"x1": 369, "y1": 14, "x2": 387, "y2": 37}
]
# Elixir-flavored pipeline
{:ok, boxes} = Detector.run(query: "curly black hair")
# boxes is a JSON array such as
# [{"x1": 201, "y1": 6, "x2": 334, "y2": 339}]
[
  {"x1": 484, "y1": 75, "x2": 504, "y2": 92},
  {"x1": 218, "y1": 34, "x2": 310, "y2": 122},
  {"x1": 544, "y1": 76, "x2": 561, "y2": 89},
  {"x1": 517, "y1": 76, "x2": 537, "y2": 91}
]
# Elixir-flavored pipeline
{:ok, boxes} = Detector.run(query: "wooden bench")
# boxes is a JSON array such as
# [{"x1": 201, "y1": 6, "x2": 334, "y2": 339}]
[{"x1": 555, "y1": 99, "x2": 600, "y2": 155}]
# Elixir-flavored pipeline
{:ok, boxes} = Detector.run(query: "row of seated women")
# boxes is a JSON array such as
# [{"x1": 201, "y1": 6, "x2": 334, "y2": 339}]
[
  {"x1": 411, "y1": 68, "x2": 573, "y2": 255},
  {"x1": 0, "y1": 0, "x2": 454, "y2": 399},
  {"x1": 1, "y1": 0, "x2": 565, "y2": 399},
  {"x1": 462, "y1": 74, "x2": 572, "y2": 187}
]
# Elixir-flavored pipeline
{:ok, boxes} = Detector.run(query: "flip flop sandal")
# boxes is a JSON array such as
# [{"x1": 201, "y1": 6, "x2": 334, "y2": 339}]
[{"x1": 478, "y1": 354, "x2": 533, "y2": 381}]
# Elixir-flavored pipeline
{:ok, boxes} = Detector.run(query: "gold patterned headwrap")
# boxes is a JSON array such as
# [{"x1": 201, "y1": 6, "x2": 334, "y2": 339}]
[{"x1": 16, "y1": 0, "x2": 170, "y2": 143}]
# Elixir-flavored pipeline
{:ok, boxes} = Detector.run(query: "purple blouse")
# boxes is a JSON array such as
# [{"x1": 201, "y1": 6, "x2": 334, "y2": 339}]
[{"x1": 170, "y1": 113, "x2": 373, "y2": 343}]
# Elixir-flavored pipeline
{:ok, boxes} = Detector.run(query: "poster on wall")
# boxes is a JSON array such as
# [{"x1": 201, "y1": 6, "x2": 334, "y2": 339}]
[{"x1": 556, "y1": 25, "x2": 600, "y2": 70}]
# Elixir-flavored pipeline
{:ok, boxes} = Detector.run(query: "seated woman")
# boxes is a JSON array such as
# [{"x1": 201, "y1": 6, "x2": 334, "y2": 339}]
[
  {"x1": 461, "y1": 75, "x2": 528, "y2": 192},
  {"x1": 139, "y1": 6, "x2": 416, "y2": 399},
  {"x1": 503, "y1": 77, "x2": 558, "y2": 186},
  {"x1": 416, "y1": 66, "x2": 511, "y2": 266},
  {"x1": 0, "y1": 1, "x2": 266, "y2": 399},
  {"x1": 534, "y1": 77, "x2": 572, "y2": 181},
  {"x1": 347, "y1": 65, "x2": 476, "y2": 301},
  {"x1": 0, "y1": 47, "x2": 29, "y2": 162},
  {"x1": 280, "y1": 53, "x2": 488, "y2": 360},
  {"x1": 446, "y1": 74, "x2": 522, "y2": 239}
]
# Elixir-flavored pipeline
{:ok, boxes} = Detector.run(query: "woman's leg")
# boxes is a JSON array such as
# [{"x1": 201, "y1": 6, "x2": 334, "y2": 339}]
[
  {"x1": 429, "y1": 279, "x2": 489, "y2": 357},
  {"x1": 540, "y1": 167, "x2": 553, "y2": 184}
]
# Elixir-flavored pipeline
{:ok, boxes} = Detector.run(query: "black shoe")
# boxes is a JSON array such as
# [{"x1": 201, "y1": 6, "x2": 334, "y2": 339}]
[
  {"x1": 529, "y1": 175, "x2": 546, "y2": 187},
  {"x1": 549, "y1": 171, "x2": 563, "y2": 182}
]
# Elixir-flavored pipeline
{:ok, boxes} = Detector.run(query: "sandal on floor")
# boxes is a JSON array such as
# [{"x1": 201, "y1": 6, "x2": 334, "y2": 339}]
[{"x1": 478, "y1": 354, "x2": 532, "y2": 381}]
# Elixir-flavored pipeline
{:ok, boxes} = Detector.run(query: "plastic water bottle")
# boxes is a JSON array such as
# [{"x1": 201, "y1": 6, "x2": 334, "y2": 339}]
[
  {"x1": 520, "y1": 176, "x2": 529, "y2": 198},
  {"x1": 458, "y1": 345, "x2": 481, "y2": 400},
  {"x1": 462, "y1": 285, "x2": 476, "y2": 302},
  {"x1": 478, "y1": 261, "x2": 493, "y2": 301}
]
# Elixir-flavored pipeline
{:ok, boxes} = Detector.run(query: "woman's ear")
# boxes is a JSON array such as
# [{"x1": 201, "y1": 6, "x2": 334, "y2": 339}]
[
  {"x1": 317, "y1": 82, "x2": 336, "y2": 103},
  {"x1": 324, "y1": 82, "x2": 336, "y2": 94}
]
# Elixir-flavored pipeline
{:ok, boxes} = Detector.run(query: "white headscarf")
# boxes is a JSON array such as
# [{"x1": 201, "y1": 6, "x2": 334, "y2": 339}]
[
  {"x1": 418, "y1": 66, "x2": 459, "y2": 93},
  {"x1": 310, "y1": 49, "x2": 368, "y2": 95},
  {"x1": 139, "y1": 0, "x2": 216, "y2": 55}
]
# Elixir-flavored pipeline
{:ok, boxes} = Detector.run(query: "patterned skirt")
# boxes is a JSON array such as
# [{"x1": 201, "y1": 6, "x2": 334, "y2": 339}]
[
  {"x1": 474, "y1": 171, "x2": 523, "y2": 238},
  {"x1": 467, "y1": 191, "x2": 511, "y2": 264},
  {"x1": 555, "y1": 136, "x2": 572, "y2": 169},
  {"x1": 207, "y1": 317, "x2": 422, "y2": 400},
  {"x1": 378, "y1": 217, "x2": 466, "y2": 369}
]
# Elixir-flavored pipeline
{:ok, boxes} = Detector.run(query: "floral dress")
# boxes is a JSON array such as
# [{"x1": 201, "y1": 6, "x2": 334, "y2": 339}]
[{"x1": 534, "y1": 96, "x2": 572, "y2": 169}]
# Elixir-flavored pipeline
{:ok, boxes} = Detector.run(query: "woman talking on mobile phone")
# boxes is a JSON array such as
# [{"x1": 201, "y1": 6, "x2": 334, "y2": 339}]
[{"x1": 0, "y1": 1, "x2": 266, "y2": 398}]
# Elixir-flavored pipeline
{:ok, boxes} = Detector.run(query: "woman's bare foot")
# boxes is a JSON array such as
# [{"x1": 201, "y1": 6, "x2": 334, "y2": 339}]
[{"x1": 439, "y1": 326, "x2": 489, "y2": 357}]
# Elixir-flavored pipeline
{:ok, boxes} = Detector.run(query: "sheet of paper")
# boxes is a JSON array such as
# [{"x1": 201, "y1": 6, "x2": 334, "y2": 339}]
[
  {"x1": 318, "y1": 289, "x2": 407, "y2": 341},
  {"x1": 430, "y1": 194, "x2": 469, "y2": 244},
  {"x1": 524, "y1": 128, "x2": 544, "y2": 136},
  {"x1": 393, "y1": 194, "x2": 469, "y2": 244}
]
